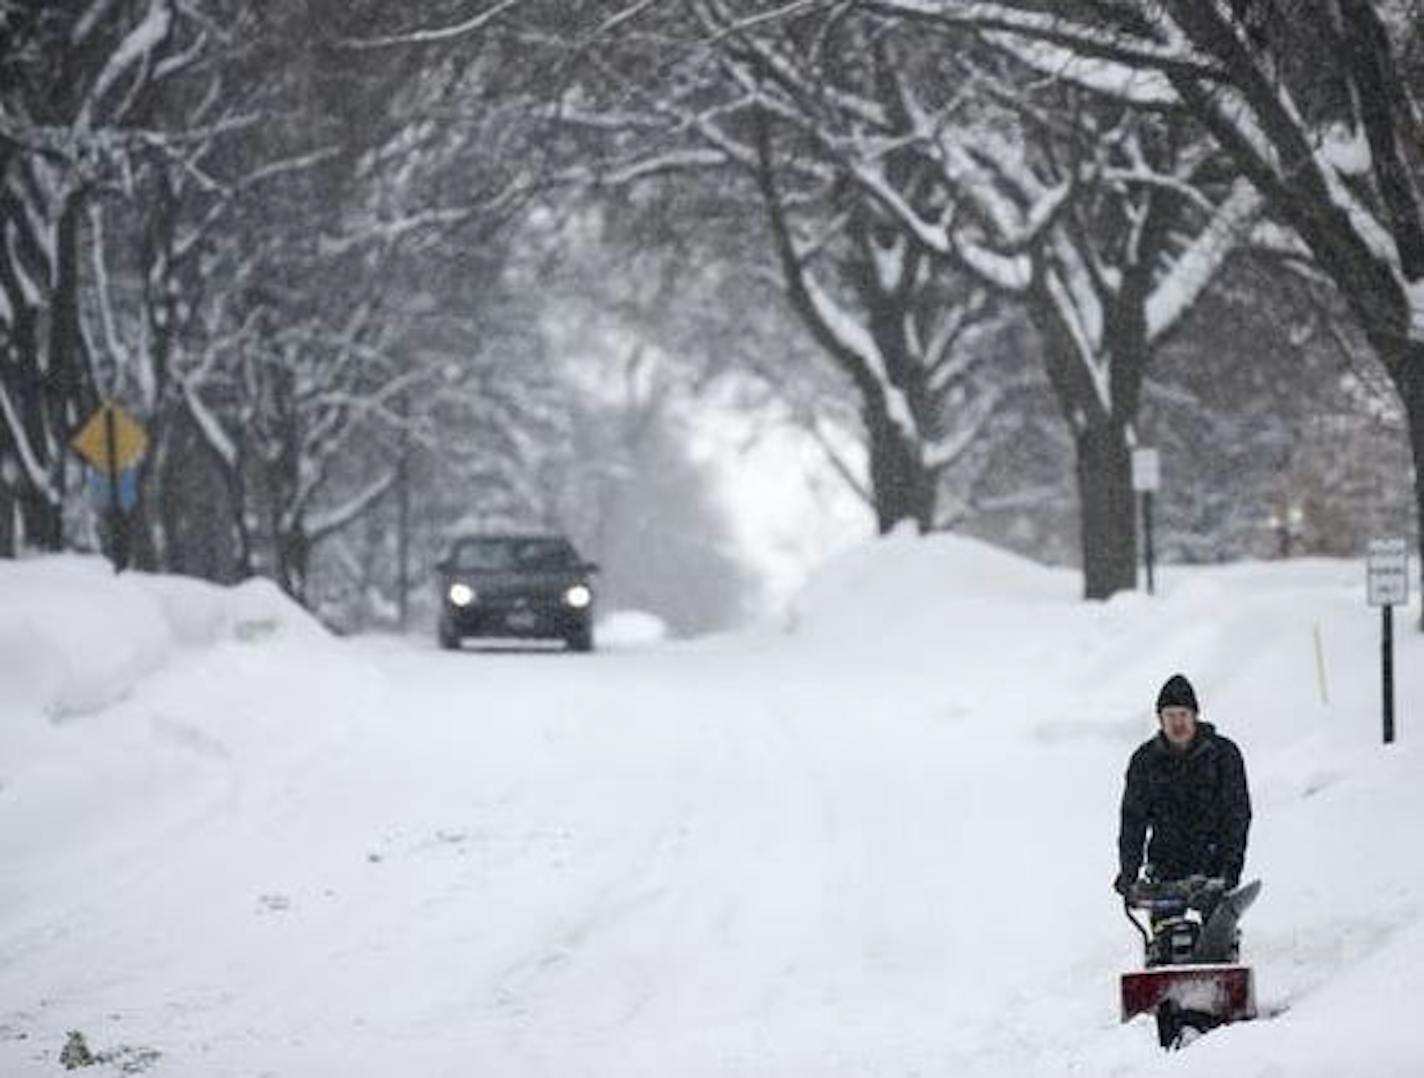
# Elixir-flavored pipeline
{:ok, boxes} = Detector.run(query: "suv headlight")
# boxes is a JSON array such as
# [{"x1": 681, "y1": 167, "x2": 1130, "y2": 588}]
[
  {"x1": 448, "y1": 583, "x2": 476, "y2": 607},
  {"x1": 563, "y1": 584, "x2": 592, "y2": 609}
]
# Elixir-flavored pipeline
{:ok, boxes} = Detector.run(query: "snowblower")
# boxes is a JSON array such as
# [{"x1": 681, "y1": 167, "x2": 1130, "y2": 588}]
[{"x1": 1120, "y1": 874, "x2": 1261, "y2": 1048}]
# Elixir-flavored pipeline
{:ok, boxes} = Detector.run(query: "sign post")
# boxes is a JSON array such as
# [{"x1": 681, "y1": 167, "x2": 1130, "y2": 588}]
[
  {"x1": 70, "y1": 403, "x2": 148, "y2": 572},
  {"x1": 1367, "y1": 538, "x2": 1409, "y2": 745},
  {"x1": 1132, "y1": 448, "x2": 1161, "y2": 595}
]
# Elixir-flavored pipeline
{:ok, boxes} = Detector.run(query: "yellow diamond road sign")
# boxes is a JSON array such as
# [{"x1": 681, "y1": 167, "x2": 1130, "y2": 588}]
[{"x1": 71, "y1": 403, "x2": 148, "y2": 473}]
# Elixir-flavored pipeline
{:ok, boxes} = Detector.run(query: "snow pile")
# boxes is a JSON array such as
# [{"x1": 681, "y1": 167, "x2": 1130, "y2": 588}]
[
  {"x1": 595, "y1": 609, "x2": 670, "y2": 648},
  {"x1": 0, "y1": 557, "x2": 173, "y2": 725},
  {"x1": 139, "y1": 571, "x2": 328, "y2": 650},
  {"x1": 0, "y1": 556, "x2": 327, "y2": 728},
  {"x1": 792, "y1": 525, "x2": 1075, "y2": 622},
  {"x1": 786, "y1": 526, "x2": 1078, "y2": 665},
  {"x1": 1, "y1": 539, "x2": 1423, "y2": 1076}
]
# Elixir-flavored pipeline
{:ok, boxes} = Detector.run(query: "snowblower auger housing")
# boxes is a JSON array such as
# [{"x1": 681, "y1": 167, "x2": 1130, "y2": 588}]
[{"x1": 1119, "y1": 875, "x2": 1261, "y2": 1048}]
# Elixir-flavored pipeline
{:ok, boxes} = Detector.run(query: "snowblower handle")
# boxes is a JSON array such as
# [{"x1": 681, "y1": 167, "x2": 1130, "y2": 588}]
[
  {"x1": 1126, "y1": 875, "x2": 1227, "y2": 912},
  {"x1": 1123, "y1": 895, "x2": 1152, "y2": 948}
]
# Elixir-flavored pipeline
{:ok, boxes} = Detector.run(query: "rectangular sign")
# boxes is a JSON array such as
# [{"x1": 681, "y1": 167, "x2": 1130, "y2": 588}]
[
  {"x1": 1367, "y1": 538, "x2": 1410, "y2": 607},
  {"x1": 1132, "y1": 448, "x2": 1160, "y2": 492},
  {"x1": 87, "y1": 466, "x2": 139, "y2": 514}
]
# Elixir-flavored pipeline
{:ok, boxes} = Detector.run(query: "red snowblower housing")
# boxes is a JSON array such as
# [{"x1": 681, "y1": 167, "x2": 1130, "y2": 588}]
[
  {"x1": 1120, "y1": 876, "x2": 1262, "y2": 1048},
  {"x1": 1121, "y1": 964, "x2": 1256, "y2": 1024}
]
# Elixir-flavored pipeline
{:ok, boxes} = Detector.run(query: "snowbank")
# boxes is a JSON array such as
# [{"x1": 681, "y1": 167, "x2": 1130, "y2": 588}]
[
  {"x1": 0, "y1": 556, "x2": 327, "y2": 728},
  {"x1": 789, "y1": 527, "x2": 1078, "y2": 635},
  {"x1": 595, "y1": 609, "x2": 670, "y2": 649}
]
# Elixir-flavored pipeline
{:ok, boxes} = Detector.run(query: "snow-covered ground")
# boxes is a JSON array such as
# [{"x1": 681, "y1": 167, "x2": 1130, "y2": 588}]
[{"x1": 2, "y1": 537, "x2": 1421, "y2": 1076}]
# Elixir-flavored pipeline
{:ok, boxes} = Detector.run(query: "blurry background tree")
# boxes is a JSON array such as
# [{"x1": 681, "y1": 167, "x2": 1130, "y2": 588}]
[
  {"x1": 1, "y1": 0, "x2": 1417, "y2": 633},
  {"x1": 860, "y1": 0, "x2": 1424, "y2": 604},
  {"x1": 1145, "y1": 258, "x2": 1415, "y2": 563},
  {"x1": 524, "y1": 1, "x2": 1295, "y2": 597}
]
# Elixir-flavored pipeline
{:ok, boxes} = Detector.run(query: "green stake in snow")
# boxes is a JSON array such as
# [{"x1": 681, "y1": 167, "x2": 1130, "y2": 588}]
[{"x1": 1367, "y1": 538, "x2": 1409, "y2": 745}]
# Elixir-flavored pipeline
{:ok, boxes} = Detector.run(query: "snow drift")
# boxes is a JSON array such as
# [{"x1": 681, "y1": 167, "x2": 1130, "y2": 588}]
[{"x1": 0, "y1": 556, "x2": 327, "y2": 727}]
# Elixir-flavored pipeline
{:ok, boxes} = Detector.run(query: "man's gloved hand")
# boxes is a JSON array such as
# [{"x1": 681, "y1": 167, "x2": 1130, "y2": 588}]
[{"x1": 1113, "y1": 870, "x2": 1137, "y2": 897}]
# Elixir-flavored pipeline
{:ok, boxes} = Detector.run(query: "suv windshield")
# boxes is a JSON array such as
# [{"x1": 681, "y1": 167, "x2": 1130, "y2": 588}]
[{"x1": 449, "y1": 537, "x2": 578, "y2": 573}]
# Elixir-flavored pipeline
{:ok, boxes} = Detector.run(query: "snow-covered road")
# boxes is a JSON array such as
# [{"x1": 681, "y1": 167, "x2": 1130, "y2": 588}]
[
  {"x1": 336, "y1": 639, "x2": 1124, "y2": 1076},
  {"x1": 3, "y1": 538, "x2": 1423, "y2": 1075}
]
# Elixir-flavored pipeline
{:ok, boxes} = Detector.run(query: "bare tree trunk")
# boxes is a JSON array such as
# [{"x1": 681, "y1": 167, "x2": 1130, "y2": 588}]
[
  {"x1": 137, "y1": 171, "x2": 181, "y2": 572},
  {"x1": 1075, "y1": 419, "x2": 1138, "y2": 599},
  {"x1": 50, "y1": 196, "x2": 93, "y2": 420},
  {"x1": 17, "y1": 487, "x2": 60, "y2": 551},
  {"x1": 1032, "y1": 285, "x2": 1144, "y2": 600},
  {"x1": 5, "y1": 300, "x2": 62, "y2": 550},
  {"x1": 396, "y1": 429, "x2": 410, "y2": 627},
  {"x1": 130, "y1": 428, "x2": 169, "y2": 573},
  {"x1": 0, "y1": 475, "x2": 14, "y2": 557},
  {"x1": 864, "y1": 402, "x2": 934, "y2": 533},
  {"x1": 753, "y1": 118, "x2": 947, "y2": 536},
  {"x1": 276, "y1": 526, "x2": 310, "y2": 603},
  {"x1": 231, "y1": 445, "x2": 255, "y2": 579}
]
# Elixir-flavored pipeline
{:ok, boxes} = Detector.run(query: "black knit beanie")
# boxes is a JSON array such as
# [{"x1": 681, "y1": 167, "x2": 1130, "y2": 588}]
[{"x1": 1156, "y1": 674, "x2": 1199, "y2": 713}]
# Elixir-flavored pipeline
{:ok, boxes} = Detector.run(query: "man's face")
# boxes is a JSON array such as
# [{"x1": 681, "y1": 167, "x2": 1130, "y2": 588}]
[{"x1": 1159, "y1": 706, "x2": 1198, "y2": 748}]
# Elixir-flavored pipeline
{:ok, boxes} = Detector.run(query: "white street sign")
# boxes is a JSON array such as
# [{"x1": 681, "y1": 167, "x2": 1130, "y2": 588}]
[
  {"x1": 1132, "y1": 448, "x2": 1160, "y2": 493},
  {"x1": 1367, "y1": 538, "x2": 1410, "y2": 607}
]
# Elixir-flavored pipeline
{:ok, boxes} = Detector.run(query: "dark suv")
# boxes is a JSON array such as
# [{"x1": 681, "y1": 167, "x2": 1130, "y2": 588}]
[{"x1": 436, "y1": 534, "x2": 598, "y2": 652}]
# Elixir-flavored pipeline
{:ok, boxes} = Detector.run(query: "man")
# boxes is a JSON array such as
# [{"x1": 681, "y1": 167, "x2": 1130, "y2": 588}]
[{"x1": 1115, "y1": 674, "x2": 1252, "y2": 895}]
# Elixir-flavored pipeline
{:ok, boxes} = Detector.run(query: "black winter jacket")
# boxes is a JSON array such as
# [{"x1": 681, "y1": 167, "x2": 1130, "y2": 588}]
[{"x1": 1118, "y1": 722, "x2": 1252, "y2": 887}]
